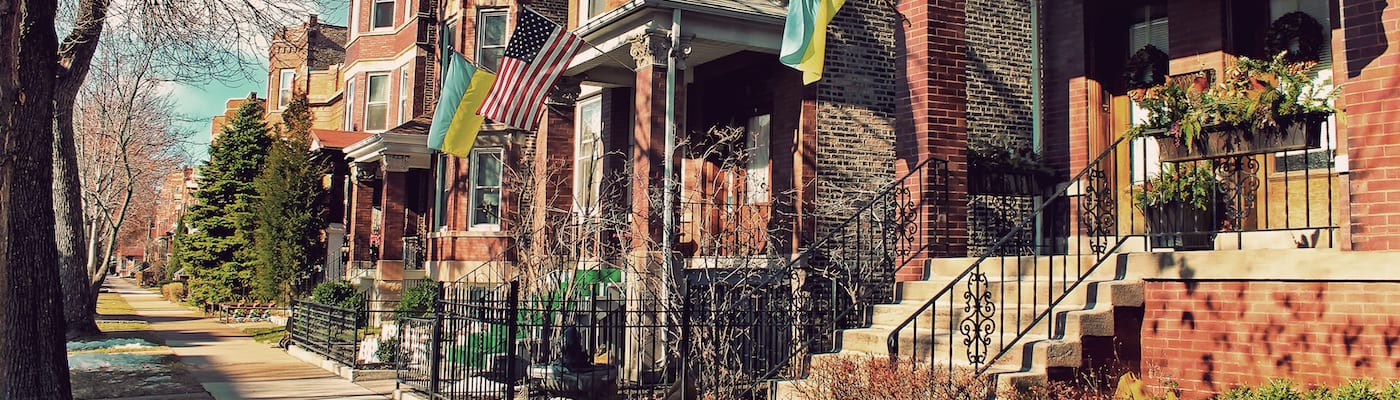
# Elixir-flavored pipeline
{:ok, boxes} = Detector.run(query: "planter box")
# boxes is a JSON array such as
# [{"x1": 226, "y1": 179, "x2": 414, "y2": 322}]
[
  {"x1": 1153, "y1": 114, "x2": 1326, "y2": 162},
  {"x1": 969, "y1": 168, "x2": 1047, "y2": 196},
  {"x1": 1145, "y1": 201, "x2": 1219, "y2": 251}
]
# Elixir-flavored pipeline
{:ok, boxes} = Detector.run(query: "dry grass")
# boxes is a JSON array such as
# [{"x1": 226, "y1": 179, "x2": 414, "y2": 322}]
[
  {"x1": 95, "y1": 291, "x2": 137, "y2": 316},
  {"x1": 69, "y1": 287, "x2": 211, "y2": 399}
]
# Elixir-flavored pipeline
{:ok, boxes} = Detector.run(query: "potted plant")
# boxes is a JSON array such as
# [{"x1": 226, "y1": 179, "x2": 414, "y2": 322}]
[
  {"x1": 968, "y1": 142, "x2": 1054, "y2": 196},
  {"x1": 1126, "y1": 52, "x2": 1339, "y2": 162},
  {"x1": 1132, "y1": 163, "x2": 1220, "y2": 250}
]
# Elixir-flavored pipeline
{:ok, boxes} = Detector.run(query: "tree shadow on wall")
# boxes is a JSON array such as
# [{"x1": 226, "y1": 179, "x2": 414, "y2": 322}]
[{"x1": 1345, "y1": 0, "x2": 1390, "y2": 79}]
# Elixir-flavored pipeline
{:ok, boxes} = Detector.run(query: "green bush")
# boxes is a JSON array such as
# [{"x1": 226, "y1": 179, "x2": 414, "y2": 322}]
[
  {"x1": 1383, "y1": 382, "x2": 1400, "y2": 400},
  {"x1": 310, "y1": 281, "x2": 364, "y2": 309},
  {"x1": 394, "y1": 279, "x2": 437, "y2": 318},
  {"x1": 375, "y1": 336, "x2": 400, "y2": 366},
  {"x1": 1214, "y1": 379, "x2": 1394, "y2": 400}
]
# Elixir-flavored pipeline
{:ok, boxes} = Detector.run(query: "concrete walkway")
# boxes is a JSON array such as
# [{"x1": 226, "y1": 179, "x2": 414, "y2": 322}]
[{"x1": 108, "y1": 278, "x2": 393, "y2": 400}]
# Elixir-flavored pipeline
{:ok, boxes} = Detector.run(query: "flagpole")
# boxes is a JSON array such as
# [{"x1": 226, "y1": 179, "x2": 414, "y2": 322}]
[{"x1": 663, "y1": 7, "x2": 684, "y2": 392}]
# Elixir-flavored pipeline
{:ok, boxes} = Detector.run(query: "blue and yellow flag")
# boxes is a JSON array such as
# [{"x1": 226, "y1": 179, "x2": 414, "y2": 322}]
[
  {"x1": 779, "y1": 0, "x2": 844, "y2": 85},
  {"x1": 428, "y1": 52, "x2": 497, "y2": 157}
]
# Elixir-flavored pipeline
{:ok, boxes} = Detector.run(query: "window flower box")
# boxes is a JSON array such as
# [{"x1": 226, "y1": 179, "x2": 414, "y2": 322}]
[{"x1": 1151, "y1": 113, "x2": 1325, "y2": 162}]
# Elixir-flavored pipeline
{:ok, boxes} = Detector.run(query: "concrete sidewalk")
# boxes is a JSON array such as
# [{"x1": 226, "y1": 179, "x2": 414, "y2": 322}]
[{"x1": 109, "y1": 278, "x2": 393, "y2": 400}]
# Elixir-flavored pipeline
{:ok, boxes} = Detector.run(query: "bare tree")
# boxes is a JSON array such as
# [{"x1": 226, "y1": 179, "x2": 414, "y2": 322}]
[
  {"x1": 65, "y1": 34, "x2": 189, "y2": 337},
  {"x1": 2, "y1": 0, "x2": 333, "y2": 390}
]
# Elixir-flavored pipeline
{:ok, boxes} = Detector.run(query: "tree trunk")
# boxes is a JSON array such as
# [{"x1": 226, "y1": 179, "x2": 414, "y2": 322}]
[
  {"x1": 54, "y1": 100, "x2": 98, "y2": 339},
  {"x1": 53, "y1": 0, "x2": 106, "y2": 340},
  {"x1": 1, "y1": 0, "x2": 75, "y2": 396}
]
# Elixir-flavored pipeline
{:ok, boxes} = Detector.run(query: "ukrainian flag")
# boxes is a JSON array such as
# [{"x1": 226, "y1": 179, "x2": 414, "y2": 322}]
[
  {"x1": 779, "y1": 0, "x2": 844, "y2": 85},
  {"x1": 429, "y1": 52, "x2": 497, "y2": 158}
]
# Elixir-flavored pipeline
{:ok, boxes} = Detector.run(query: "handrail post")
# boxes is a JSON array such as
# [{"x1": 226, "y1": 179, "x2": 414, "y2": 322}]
[
  {"x1": 428, "y1": 282, "x2": 444, "y2": 396},
  {"x1": 504, "y1": 281, "x2": 520, "y2": 400}
]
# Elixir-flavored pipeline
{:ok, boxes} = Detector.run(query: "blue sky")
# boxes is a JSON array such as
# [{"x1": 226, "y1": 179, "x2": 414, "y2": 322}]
[{"x1": 172, "y1": 6, "x2": 347, "y2": 163}]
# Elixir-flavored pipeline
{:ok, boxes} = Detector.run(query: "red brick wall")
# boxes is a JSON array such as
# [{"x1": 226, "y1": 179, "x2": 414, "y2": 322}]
[
  {"x1": 896, "y1": 0, "x2": 970, "y2": 277},
  {"x1": 1342, "y1": 0, "x2": 1400, "y2": 251},
  {"x1": 1141, "y1": 281, "x2": 1400, "y2": 399}
]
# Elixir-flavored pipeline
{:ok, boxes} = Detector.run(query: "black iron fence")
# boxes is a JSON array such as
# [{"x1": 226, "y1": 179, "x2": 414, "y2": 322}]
[
  {"x1": 288, "y1": 299, "x2": 405, "y2": 369},
  {"x1": 288, "y1": 300, "x2": 363, "y2": 368},
  {"x1": 396, "y1": 273, "x2": 825, "y2": 400}
]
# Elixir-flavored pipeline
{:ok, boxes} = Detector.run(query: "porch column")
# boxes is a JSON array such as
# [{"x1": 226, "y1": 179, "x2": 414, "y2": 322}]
[
  {"x1": 896, "y1": 0, "x2": 969, "y2": 280},
  {"x1": 627, "y1": 30, "x2": 690, "y2": 254},
  {"x1": 531, "y1": 78, "x2": 580, "y2": 259},
  {"x1": 347, "y1": 163, "x2": 378, "y2": 269},
  {"x1": 624, "y1": 29, "x2": 689, "y2": 383},
  {"x1": 377, "y1": 155, "x2": 409, "y2": 290}
]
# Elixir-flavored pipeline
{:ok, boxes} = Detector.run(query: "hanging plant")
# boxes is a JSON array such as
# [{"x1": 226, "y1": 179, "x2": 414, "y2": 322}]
[
  {"x1": 1265, "y1": 11, "x2": 1325, "y2": 63},
  {"x1": 1124, "y1": 45, "x2": 1170, "y2": 90}
]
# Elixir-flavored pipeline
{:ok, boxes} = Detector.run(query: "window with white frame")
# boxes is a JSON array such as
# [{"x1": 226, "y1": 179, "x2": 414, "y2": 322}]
[
  {"x1": 469, "y1": 149, "x2": 503, "y2": 228},
  {"x1": 365, "y1": 73, "x2": 389, "y2": 131},
  {"x1": 745, "y1": 114, "x2": 771, "y2": 204},
  {"x1": 344, "y1": 79, "x2": 356, "y2": 130},
  {"x1": 399, "y1": 70, "x2": 410, "y2": 124},
  {"x1": 1271, "y1": 0, "x2": 1337, "y2": 172},
  {"x1": 372, "y1": 0, "x2": 394, "y2": 29},
  {"x1": 477, "y1": 9, "x2": 507, "y2": 72},
  {"x1": 579, "y1": 0, "x2": 607, "y2": 24},
  {"x1": 575, "y1": 97, "x2": 603, "y2": 216},
  {"x1": 1129, "y1": 2, "x2": 1168, "y2": 184},
  {"x1": 278, "y1": 69, "x2": 295, "y2": 110}
]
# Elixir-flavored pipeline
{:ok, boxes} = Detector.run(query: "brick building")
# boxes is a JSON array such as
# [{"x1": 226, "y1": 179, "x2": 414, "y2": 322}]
[
  {"x1": 209, "y1": 93, "x2": 264, "y2": 143},
  {"x1": 265, "y1": 15, "x2": 349, "y2": 129},
  {"x1": 330, "y1": 0, "x2": 446, "y2": 302},
  {"x1": 270, "y1": 0, "x2": 1400, "y2": 397},
  {"x1": 1038, "y1": 0, "x2": 1400, "y2": 397}
]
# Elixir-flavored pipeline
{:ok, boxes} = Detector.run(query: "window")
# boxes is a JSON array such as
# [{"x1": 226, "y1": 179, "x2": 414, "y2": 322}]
[
  {"x1": 344, "y1": 79, "x2": 356, "y2": 130},
  {"x1": 443, "y1": 22, "x2": 458, "y2": 53},
  {"x1": 575, "y1": 97, "x2": 603, "y2": 215},
  {"x1": 745, "y1": 114, "x2": 771, "y2": 204},
  {"x1": 278, "y1": 69, "x2": 295, "y2": 110},
  {"x1": 477, "y1": 10, "x2": 507, "y2": 72},
  {"x1": 399, "y1": 70, "x2": 410, "y2": 124},
  {"x1": 469, "y1": 149, "x2": 503, "y2": 228},
  {"x1": 1271, "y1": 0, "x2": 1336, "y2": 172},
  {"x1": 1129, "y1": 3, "x2": 1168, "y2": 184},
  {"x1": 365, "y1": 73, "x2": 389, "y2": 131},
  {"x1": 372, "y1": 0, "x2": 394, "y2": 29},
  {"x1": 579, "y1": 0, "x2": 606, "y2": 23}
]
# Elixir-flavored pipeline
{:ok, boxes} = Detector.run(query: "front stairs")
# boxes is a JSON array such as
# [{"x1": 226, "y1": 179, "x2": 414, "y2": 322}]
[{"x1": 774, "y1": 254, "x2": 1144, "y2": 397}]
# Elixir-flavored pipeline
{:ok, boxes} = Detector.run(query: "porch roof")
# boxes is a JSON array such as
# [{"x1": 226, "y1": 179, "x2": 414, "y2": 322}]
[
  {"x1": 310, "y1": 129, "x2": 372, "y2": 151},
  {"x1": 565, "y1": 0, "x2": 785, "y2": 86}
]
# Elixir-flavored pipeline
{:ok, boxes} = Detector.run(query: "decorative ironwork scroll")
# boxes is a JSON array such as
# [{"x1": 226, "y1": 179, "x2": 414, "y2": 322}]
[
  {"x1": 960, "y1": 271, "x2": 996, "y2": 368},
  {"x1": 1079, "y1": 166, "x2": 1116, "y2": 254},
  {"x1": 1215, "y1": 155, "x2": 1260, "y2": 231}
]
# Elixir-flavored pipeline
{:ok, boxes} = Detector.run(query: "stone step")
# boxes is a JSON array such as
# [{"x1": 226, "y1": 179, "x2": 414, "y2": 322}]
[
  {"x1": 869, "y1": 301, "x2": 1086, "y2": 333},
  {"x1": 837, "y1": 326, "x2": 1056, "y2": 368},
  {"x1": 897, "y1": 276, "x2": 1091, "y2": 305}
]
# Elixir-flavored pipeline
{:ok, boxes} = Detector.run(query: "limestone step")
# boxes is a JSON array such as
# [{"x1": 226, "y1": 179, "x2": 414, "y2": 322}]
[
  {"x1": 924, "y1": 254, "x2": 1104, "y2": 279},
  {"x1": 897, "y1": 276, "x2": 1092, "y2": 305},
  {"x1": 869, "y1": 301, "x2": 1087, "y2": 334},
  {"x1": 837, "y1": 326, "x2": 1059, "y2": 368}
]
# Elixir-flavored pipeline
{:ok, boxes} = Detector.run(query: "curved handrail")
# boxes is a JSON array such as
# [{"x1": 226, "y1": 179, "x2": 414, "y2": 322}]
[{"x1": 885, "y1": 135, "x2": 1128, "y2": 372}]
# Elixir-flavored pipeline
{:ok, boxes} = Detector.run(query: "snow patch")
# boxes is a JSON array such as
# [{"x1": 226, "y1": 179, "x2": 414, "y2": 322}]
[
  {"x1": 68, "y1": 353, "x2": 164, "y2": 372},
  {"x1": 67, "y1": 338, "x2": 158, "y2": 352}
]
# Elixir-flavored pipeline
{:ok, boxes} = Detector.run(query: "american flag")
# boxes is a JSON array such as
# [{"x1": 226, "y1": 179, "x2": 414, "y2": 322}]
[{"x1": 477, "y1": 8, "x2": 583, "y2": 131}]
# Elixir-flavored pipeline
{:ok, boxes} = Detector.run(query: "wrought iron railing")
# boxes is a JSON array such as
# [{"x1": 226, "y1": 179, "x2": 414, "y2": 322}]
[
  {"x1": 886, "y1": 119, "x2": 1340, "y2": 377},
  {"x1": 752, "y1": 157, "x2": 949, "y2": 381},
  {"x1": 404, "y1": 236, "x2": 425, "y2": 270}
]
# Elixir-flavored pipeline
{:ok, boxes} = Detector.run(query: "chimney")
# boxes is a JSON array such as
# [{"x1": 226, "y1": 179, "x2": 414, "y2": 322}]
[{"x1": 308, "y1": 14, "x2": 317, "y2": 26}]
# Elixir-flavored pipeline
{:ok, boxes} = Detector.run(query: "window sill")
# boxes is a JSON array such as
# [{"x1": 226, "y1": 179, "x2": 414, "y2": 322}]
[{"x1": 428, "y1": 230, "x2": 509, "y2": 239}]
